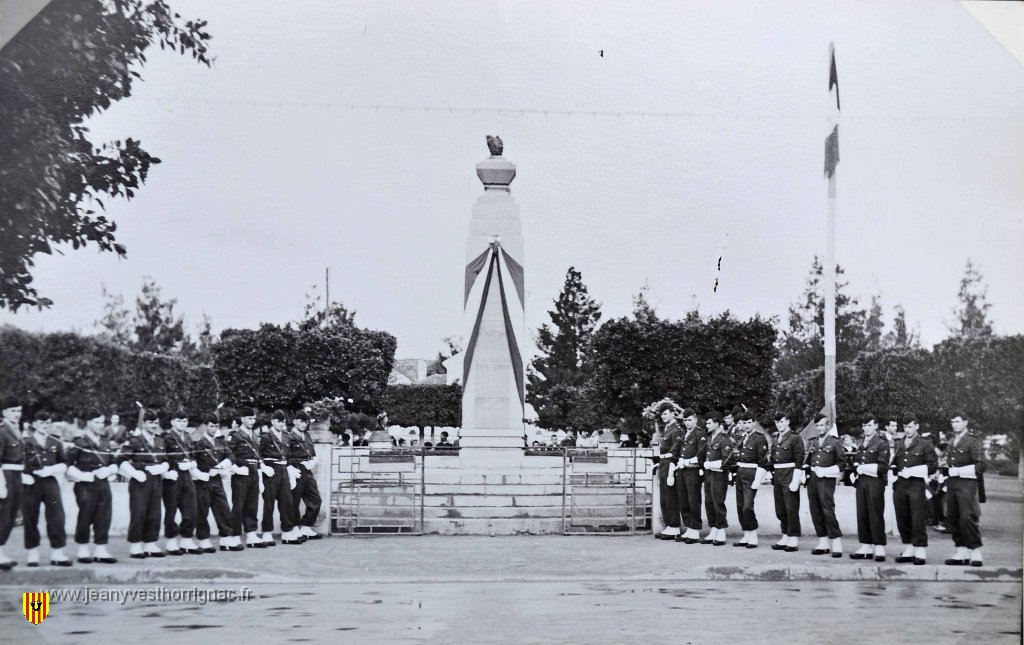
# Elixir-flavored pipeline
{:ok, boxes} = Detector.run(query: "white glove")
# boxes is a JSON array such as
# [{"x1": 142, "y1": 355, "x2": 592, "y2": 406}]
[
  {"x1": 177, "y1": 460, "x2": 193, "y2": 471},
  {"x1": 259, "y1": 464, "x2": 275, "y2": 478},
  {"x1": 955, "y1": 464, "x2": 977, "y2": 479},
  {"x1": 34, "y1": 465, "x2": 54, "y2": 478},
  {"x1": 191, "y1": 468, "x2": 210, "y2": 482},
  {"x1": 132, "y1": 470, "x2": 147, "y2": 483},
  {"x1": 752, "y1": 467, "x2": 769, "y2": 488},
  {"x1": 93, "y1": 466, "x2": 111, "y2": 480},
  {"x1": 21, "y1": 473, "x2": 35, "y2": 486},
  {"x1": 232, "y1": 464, "x2": 249, "y2": 476},
  {"x1": 903, "y1": 464, "x2": 929, "y2": 479},
  {"x1": 703, "y1": 460, "x2": 722, "y2": 472},
  {"x1": 818, "y1": 465, "x2": 841, "y2": 478},
  {"x1": 163, "y1": 470, "x2": 179, "y2": 481},
  {"x1": 145, "y1": 462, "x2": 169, "y2": 476},
  {"x1": 789, "y1": 469, "x2": 805, "y2": 492},
  {"x1": 287, "y1": 465, "x2": 300, "y2": 489},
  {"x1": 857, "y1": 463, "x2": 879, "y2": 477},
  {"x1": 665, "y1": 462, "x2": 677, "y2": 486},
  {"x1": 660, "y1": 453, "x2": 674, "y2": 459},
  {"x1": 0, "y1": 480, "x2": 7, "y2": 499},
  {"x1": 215, "y1": 459, "x2": 234, "y2": 471},
  {"x1": 947, "y1": 466, "x2": 960, "y2": 477}
]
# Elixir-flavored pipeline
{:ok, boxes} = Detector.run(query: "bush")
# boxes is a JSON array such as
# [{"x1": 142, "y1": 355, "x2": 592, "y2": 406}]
[
  {"x1": 212, "y1": 323, "x2": 396, "y2": 411},
  {"x1": 0, "y1": 326, "x2": 216, "y2": 416},
  {"x1": 589, "y1": 313, "x2": 777, "y2": 420},
  {"x1": 381, "y1": 383, "x2": 462, "y2": 429}
]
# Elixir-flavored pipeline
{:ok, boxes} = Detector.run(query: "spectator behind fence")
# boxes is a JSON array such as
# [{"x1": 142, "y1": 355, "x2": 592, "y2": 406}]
[{"x1": 436, "y1": 431, "x2": 452, "y2": 447}]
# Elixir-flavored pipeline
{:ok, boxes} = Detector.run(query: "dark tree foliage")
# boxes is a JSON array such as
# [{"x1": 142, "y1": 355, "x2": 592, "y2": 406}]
[
  {"x1": 589, "y1": 312, "x2": 778, "y2": 421},
  {"x1": 949, "y1": 260, "x2": 994, "y2": 339},
  {"x1": 0, "y1": 326, "x2": 216, "y2": 416},
  {"x1": 526, "y1": 267, "x2": 604, "y2": 432},
  {"x1": 212, "y1": 323, "x2": 396, "y2": 411},
  {"x1": 0, "y1": 0, "x2": 212, "y2": 310},
  {"x1": 381, "y1": 384, "x2": 462, "y2": 429}
]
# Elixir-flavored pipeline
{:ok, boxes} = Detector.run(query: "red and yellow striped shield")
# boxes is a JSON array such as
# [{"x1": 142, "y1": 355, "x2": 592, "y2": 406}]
[{"x1": 22, "y1": 591, "x2": 50, "y2": 624}]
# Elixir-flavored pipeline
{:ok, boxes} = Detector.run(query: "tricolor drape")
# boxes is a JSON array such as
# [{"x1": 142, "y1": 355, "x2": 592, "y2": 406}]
[{"x1": 462, "y1": 242, "x2": 525, "y2": 407}]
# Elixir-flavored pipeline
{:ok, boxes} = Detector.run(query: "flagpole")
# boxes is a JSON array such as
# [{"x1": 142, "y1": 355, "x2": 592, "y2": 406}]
[{"x1": 824, "y1": 43, "x2": 840, "y2": 425}]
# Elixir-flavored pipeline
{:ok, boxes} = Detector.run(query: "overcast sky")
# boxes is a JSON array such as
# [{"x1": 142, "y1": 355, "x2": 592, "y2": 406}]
[{"x1": 3, "y1": 0, "x2": 1022, "y2": 360}]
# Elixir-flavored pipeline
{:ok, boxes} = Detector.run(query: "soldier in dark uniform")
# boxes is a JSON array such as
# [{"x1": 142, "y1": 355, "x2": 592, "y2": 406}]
[
  {"x1": 928, "y1": 429, "x2": 948, "y2": 531},
  {"x1": 733, "y1": 412, "x2": 769, "y2": 548},
  {"x1": 674, "y1": 408, "x2": 707, "y2": 543},
  {"x1": 892, "y1": 414, "x2": 937, "y2": 565},
  {"x1": 229, "y1": 407, "x2": 263, "y2": 548},
  {"x1": 21, "y1": 410, "x2": 71, "y2": 566},
  {"x1": 849, "y1": 414, "x2": 890, "y2": 562},
  {"x1": 117, "y1": 409, "x2": 170, "y2": 558},
  {"x1": 193, "y1": 413, "x2": 238, "y2": 553},
  {"x1": 260, "y1": 411, "x2": 300, "y2": 545},
  {"x1": 0, "y1": 398, "x2": 23, "y2": 570},
  {"x1": 725, "y1": 405, "x2": 745, "y2": 444},
  {"x1": 806, "y1": 413, "x2": 847, "y2": 557},
  {"x1": 654, "y1": 403, "x2": 683, "y2": 540},
  {"x1": 162, "y1": 410, "x2": 200, "y2": 555},
  {"x1": 942, "y1": 412, "x2": 985, "y2": 567},
  {"x1": 288, "y1": 412, "x2": 323, "y2": 540},
  {"x1": 770, "y1": 412, "x2": 805, "y2": 552},
  {"x1": 66, "y1": 410, "x2": 118, "y2": 564},
  {"x1": 700, "y1": 412, "x2": 734, "y2": 545}
]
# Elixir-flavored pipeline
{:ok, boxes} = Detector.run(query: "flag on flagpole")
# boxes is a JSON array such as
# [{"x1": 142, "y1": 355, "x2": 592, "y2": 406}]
[{"x1": 824, "y1": 43, "x2": 840, "y2": 179}]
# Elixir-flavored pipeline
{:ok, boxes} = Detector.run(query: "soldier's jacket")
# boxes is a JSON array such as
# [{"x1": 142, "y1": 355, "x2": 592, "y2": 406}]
[
  {"x1": 705, "y1": 430, "x2": 736, "y2": 470},
  {"x1": 228, "y1": 429, "x2": 261, "y2": 466},
  {"x1": 892, "y1": 434, "x2": 938, "y2": 475},
  {"x1": 944, "y1": 430, "x2": 984, "y2": 471},
  {"x1": 769, "y1": 430, "x2": 805, "y2": 486},
  {"x1": 66, "y1": 433, "x2": 114, "y2": 472},
  {"x1": 116, "y1": 433, "x2": 167, "y2": 468},
  {"x1": 806, "y1": 434, "x2": 847, "y2": 472},
  {"x1": 656, "y1": 422, "x2": 683, "y2": 476},
  {"x1": 287, "y1": 430, "x2": 315, "y2": 466},
  {"x1": 850, "y1": 434, "x2": 890, "y2": 482},
  {"x1": 194, "y1": 434, "x2": 234, "y2": 473},
  {"x1": 0, "y1": 420, "x2": 22, "y2": 466},
  {"x1": 22, "y1": 434, "x2": 66, "y2": 474},
  {"x1": 259, "y1": 429, "x2": 290, "y2": 463},
  {"x1": 727, "y1": 424, "x2": 745, "y2": 445},
  {"x1": 677, "y1": 426, "x2": 708, "y2": 465},
  {"x1": 162, "y1": 429, "x2": 195, "y2": 472},
  {"x1": 735, "y1": 431, "x2": 769, "y2": 470}
]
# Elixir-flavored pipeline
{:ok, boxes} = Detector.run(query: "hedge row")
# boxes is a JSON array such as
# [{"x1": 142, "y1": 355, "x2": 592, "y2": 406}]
[{"x1": 0, "y1": 326, "x2": 216, "y2": 416}]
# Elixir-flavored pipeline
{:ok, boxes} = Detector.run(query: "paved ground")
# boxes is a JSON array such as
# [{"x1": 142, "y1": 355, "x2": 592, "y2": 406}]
[{"x1": 0, "y1": 477, "x2": 1019, "y2": 643}]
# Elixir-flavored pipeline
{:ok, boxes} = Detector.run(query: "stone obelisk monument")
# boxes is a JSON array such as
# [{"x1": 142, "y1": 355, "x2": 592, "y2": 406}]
[{"x1": 459, "y1": 136, "x2": 526, "y2": 450}]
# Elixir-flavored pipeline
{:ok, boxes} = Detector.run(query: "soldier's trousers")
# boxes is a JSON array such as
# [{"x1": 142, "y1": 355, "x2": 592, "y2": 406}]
[
  {"x1": 195, "y1": 477, "x2": 232, "y2": 540},
  {"x1": 231, "y1": 468, "x2": 260, "y2": 536},
  {"x1": 893, "y1": 478, "x2": 929, "y2": 547},
  {"x1": 261, "y1": 465, "x2": 295, "y2": 533},
  {"x1": 734, "y1": 467, "x2": 758, "y2": 531},
  {"x1": 703, "y1": 470, "x2": 729, "y2": 529},
  {"x1": 855, "y1": 475, "x2": 886, "y2": 545},
  {"x1": 162, "y1": 472, "x2": 196, "y2": 539},
  {"x1": 773, "y1": 483, "x2": 801, "y2": 536},
  {"x1": 0, "y1": 471, "x2": 22, "y2": 545},
  {"x1": 945, "y1": 477, "x2": 982, "y2": 549},
  {"x1": 127, "y1": 474, "x2": 162, "y2": 544},
  {"x1": 292, "y1": 467, "x2": 321, "y2": 528},
  {"x1": 73, "y1": 479, "x2": 112, "y2": 545},
  {"x1": 930, "y1": 487, "x2": 945, "y2": 525},
  {"x1": 22, "y1": 476, "x2": 66, "y2": 549},
  {"x1": 675, "y1": 468, "x2": 703, "y2": 531},
  {"x1": 658, "y1": 470, "x2": 680, "y2": 528},
  {"x1": 807, "y1": 474, "x2": 842, "y2": 539}
]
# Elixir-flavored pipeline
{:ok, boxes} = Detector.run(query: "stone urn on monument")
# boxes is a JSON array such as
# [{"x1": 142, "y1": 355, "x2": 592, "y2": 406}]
[{"x1": 458, "y1": 136, "x2": 527, "y2": 453}]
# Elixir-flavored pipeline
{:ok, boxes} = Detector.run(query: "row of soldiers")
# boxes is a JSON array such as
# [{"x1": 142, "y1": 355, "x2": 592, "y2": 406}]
[
  {"x1": 0, "y1": 398, "x2": 323, "y2": 569},
  {"x1": 653, "y1": 403, "x2": 985, "y2": 566}
]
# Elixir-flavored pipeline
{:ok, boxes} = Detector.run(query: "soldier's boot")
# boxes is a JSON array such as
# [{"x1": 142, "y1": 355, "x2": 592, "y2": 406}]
[
  {"x1": 733, "y1": 530, "x2": 750, "y2": 547},
  {"x1": 829, "y1": 537, "x2": 843, "y2": 558},
  {"x1": 657, "y1": 525, "x2": 680, "y2": 540},
  {"x1": 812, "y1": 537, "x2": 830, "y2": 555},
  {"x1": 197, "y1": 538, "x2": 215, "y2": 553},
  {"x1": 784, "y1": 535, "x2": 799, "y2": 552},
  {"x1": 144, "y1": 542, "x2": 166, "y2": 558},
  {"x1": 945, "y1": 546, "x2": 969, "y2": 566},
  {"x1": 969, "y1": 549, "x2": 983, "y2": 567},
  {"x1": 299, "y1": 526, "x2": 322, "y2": 540},
  {"x1": 129, "y1": 542, "x2": 147, "y2": 559},
  {"x1": 94, "y1": 544, "x2": 117, "y2": 564},
  {"x1": 180, "y1": 537, "x2": 203, "y2": 555},
  {"x1": 77, "y1": 544, "x2": 94, "y2": 564},
  {"x1": 50, "y1": 547, "x2": 72, "y2": 566},
  {"x1": 772, "y1": 535, "x2": 788, "y2": 550},
  {"x1": 895, "y1": 545, "x2": 915, "y2": 563},
  {"x1": 912, "y1": 547, "x2": 927, "y2": 565},
  {"x1": 246, "y1": 532, "x2": 265, "y2": 548},
  {"x1": 26, "y1": 548, "x2": 40, "y2": 567},
  {"x1": 850, "y1": 543, "x2": 872, "y2": 560},
  {"x1": 165, "y1": 537, "x2": 183, "y2": 556},
  {"x1": 873, "y1": 545, "x2": 886, "y2": 562},
  {"x1": 745, "y1": 531, "x2": 758, "y2": 548}
]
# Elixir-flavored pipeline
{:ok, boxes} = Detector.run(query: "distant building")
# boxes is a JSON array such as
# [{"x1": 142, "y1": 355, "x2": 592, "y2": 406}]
[{"x1": 388, "y1": 358, "x2": 449, "y2": 386}]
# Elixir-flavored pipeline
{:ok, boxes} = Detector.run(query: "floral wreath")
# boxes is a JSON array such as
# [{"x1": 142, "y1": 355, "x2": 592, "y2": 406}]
[{"x1": 641, "y1": 397, "x2": 685, "y2": 420}]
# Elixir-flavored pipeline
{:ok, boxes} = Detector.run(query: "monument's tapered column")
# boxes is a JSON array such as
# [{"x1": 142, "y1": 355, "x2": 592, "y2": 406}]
[{"x1": 459, "y1": 137, "x2": 526, "y2": 449}]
